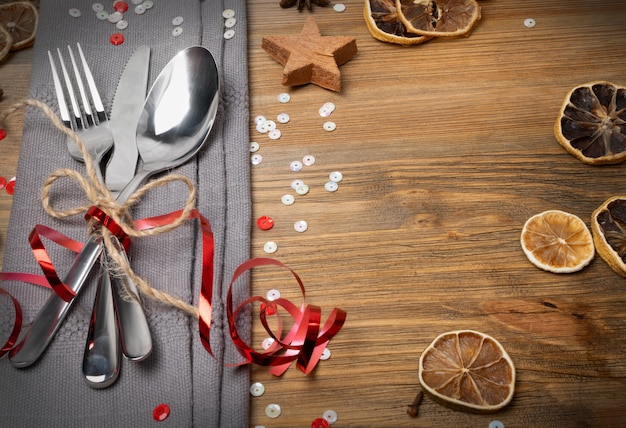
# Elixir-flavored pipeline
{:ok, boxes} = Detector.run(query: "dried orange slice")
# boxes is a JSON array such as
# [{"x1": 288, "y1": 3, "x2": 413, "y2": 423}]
[
  {"x1": 555, "y1": 81, "x2": 626, "y2": 165},
  {"x1": 396, "y1": 0, "x2": 481, "y2": 38},
  {"x1": 418, "y1": 330, "x2": 515, "y2": 413},
  {"x1": 591, "y1": 196, "x2": 626, "y2": 277},
  {"x1": 0, "y1": 24, "x2": 12, "y2": 62},
  {"x1": 0, "y1": 1, "x2": 38, "y2": 52},
  {"x1": 364, "y1": 0, "x2": 432, "y2": 46},
  {"x1": 520, "y1": 210, "x2": 594, "y2": 273}
]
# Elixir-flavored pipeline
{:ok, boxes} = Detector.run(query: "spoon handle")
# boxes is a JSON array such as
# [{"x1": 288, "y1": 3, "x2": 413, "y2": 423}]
[
  {"x1": 82, "y1": 253, "x2": 121, "y2": 389},
  {"x1": 9, "y1": 235, "x2": 103, "y2": 367}
]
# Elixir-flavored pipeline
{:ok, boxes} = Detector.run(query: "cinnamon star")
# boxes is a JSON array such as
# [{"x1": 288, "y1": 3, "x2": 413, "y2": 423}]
[{"x1": 261, "y1": 16, "x2": 357, "y2": 91}]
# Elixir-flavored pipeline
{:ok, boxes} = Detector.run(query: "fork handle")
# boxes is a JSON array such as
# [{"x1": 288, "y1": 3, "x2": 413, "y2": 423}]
[{"x1": 9, "y1": 235, "x2": 103, "y2": 367}]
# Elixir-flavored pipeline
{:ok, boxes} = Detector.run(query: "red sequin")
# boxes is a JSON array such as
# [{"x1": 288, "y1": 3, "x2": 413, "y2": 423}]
[
  {"x1": 311, "y1": 418, "x2": 330, "y2": 428},
  {"x1": 113, "y1": 1, "x2": 129, "y2": 12},
  {"x1": 256, "y1": 215, "x2": 274, "y2": 230},
  {"x1": 152, "y1": 403, "x2": 170, "y2": 421},
  {"x1": 5, "y1": 177, "x2": 15, "y2": 195},
  {"x1": 0, "y1": 129, "x2": 6, "y2": 140},
  {"x1": 110, "y1": 33, "x2": 125, "y2": 45}
]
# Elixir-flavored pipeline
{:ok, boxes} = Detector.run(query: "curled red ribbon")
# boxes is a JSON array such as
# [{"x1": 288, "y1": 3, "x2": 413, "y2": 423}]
[
  {"x1": 28, "y1": 224, "x2": 85, "y2": 302},
  {"x1": 2, "y1": 205, "x2": 346, "y2": 375},
  {"x1": 1, "y1": 224, "x2": 86, "y2": 352},
  {"x1": 0, "y1": 207, "x2": 213, "y2": 356},
  {"x1": 199, "y1": 257, "x2": 347, "y2": 375},
  {"x1": 0, "y1": 288, "x2": 22, "y2": 358}
]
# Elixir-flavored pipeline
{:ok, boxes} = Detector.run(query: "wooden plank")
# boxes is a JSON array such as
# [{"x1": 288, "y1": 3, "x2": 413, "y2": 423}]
[{"x1": 0, "y1": 48, "x2": 32, "y2": 270}]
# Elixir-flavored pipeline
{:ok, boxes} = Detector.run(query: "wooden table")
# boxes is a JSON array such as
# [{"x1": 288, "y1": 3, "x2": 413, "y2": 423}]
[{"x1": 3, "y1": 1, "x2": 626, "y2": 426}]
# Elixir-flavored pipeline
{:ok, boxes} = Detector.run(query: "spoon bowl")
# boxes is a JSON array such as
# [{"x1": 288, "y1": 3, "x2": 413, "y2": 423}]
[{"x1": 117, "y1": 46, "x2": 220, "y2": 203}]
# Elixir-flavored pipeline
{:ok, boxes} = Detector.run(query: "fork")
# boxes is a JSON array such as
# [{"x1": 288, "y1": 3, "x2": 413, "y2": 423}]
[
  {"x1": 48, "y1": 44, "x2": 113, "y2": 185},
  {"x1": 48, "y1": 44, "x2": 122, "y2": 387}
]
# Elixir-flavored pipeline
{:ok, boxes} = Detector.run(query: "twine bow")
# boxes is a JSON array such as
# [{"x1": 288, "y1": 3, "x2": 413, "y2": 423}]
[{"x1": 1, "y1": 99, "x2": 200, "y2": 317}]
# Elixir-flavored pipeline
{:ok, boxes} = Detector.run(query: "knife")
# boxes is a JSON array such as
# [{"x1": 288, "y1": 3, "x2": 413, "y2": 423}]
[
  {"x1": 83, "y1": 46, "x2": 152, "y2": 387},
  {"x1": 105, "y1": 45, "x2": 153, "y2": 361}
]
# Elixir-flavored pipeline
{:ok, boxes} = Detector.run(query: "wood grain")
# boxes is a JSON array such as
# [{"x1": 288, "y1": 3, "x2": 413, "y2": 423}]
[
  {"x1": 0, "y1": 47, "x2": 31, "y2": 271},
  {"x1": 246, "y1": 1, "x2": 626, "y2": 427},
  {"x1": 3, "y1": 1, "x2": 626, "y2": 426}
]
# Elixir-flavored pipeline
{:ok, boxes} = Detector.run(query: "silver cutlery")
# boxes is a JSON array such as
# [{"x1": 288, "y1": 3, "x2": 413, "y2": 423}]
[
  {"x1": 9, "y1": 46, "x2": 220, "y2": 378},
  {"x1": 49, "y1": 44, "x2": 153, "y2": 387}
]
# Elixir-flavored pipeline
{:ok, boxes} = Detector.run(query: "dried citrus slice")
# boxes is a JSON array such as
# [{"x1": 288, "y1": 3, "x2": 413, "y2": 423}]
[
  {"x1": 0, "y1": 24, "x2": 12, "y2": 62},
  {"x1": 0, "y1": 1, "x2": 38, "y2": 52},
  {"x1": 520, "y1": 210, "x2": 594, "y2": 273},
  {"x1": 364, "y1": 0, "x2": 432, "y2": 46},
  {"x1": 396, "y1": 0, "x2": 481, "y2": 38},
  {"x1": 592, "y1": 196, "x2": 626, "y2": 276},
  {"x1": 555, "y1": 81, "x2": 626, "y2": 165},
  {"x1": 418, "y1": 330, "x2": 515, "y2": 413}
]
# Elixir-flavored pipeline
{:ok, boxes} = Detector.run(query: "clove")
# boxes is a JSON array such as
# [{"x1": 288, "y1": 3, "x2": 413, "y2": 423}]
[{"x1": 407, "y1": 390, "x2": 423, "y2": 417}]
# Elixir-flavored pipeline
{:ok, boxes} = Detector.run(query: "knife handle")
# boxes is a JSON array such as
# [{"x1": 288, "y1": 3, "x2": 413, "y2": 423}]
[
  {"x1": 9, "y1": 235, "x2": 103, "y2": 367},
  {"x1": 111, "y1": 260, "x2": 152, "y2": 361}
]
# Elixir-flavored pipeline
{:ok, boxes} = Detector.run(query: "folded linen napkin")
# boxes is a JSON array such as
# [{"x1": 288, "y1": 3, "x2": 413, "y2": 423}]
[{"x1": 0, "y1": 1, "x2": 250, "y2": 427}]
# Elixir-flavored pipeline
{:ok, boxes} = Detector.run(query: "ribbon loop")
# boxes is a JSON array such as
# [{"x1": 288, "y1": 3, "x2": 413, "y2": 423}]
[{"x1": 200, "y1": 257, "x2": 347, "y2": 376}]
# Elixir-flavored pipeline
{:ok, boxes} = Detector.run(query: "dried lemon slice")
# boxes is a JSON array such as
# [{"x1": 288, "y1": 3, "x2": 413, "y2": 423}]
[
  {"x1": 592, "y1": 196, "x2": 626, "y2": 277},
  {"x1": 0, "y1": 24, "x2": 12, "y2": 62},
  {"x1": 0, "y1": 1, "x2": 38, "y2": 52},
  {"x1": 418, "y1": 330, "x2": 515, "y2": 413},
  {"x1": 364, "y1": 0, "x2": 432, "y2": 46},
  {"x1": 396, "y1": 0, "x2": 481, "y2": 38},
  {"x1": 555, "y1": 81, "x2": 626, "y2": 165},
  {"x1": 520, "y1": 210, "x2": 594, "y2": 273}
]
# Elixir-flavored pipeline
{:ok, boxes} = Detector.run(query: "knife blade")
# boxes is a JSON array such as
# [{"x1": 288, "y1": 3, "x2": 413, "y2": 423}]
[{"x1": 106, "y1": 45, "x2": 150, "y2": 193}]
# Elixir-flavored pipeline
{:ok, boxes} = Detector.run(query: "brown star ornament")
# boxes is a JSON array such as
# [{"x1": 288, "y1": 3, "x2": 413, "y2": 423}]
[{"x1": 261, "y1": 16, "x2": 357, "y2": 91}]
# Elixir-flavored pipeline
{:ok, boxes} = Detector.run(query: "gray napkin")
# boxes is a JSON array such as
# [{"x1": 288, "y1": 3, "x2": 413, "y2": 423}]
[{"x1": 0, "y1": 1, "x2": 250, "y2": 427}]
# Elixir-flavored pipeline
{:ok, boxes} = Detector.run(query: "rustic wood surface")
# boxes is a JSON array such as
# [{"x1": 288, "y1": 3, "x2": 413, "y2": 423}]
[
  {"x1": 3, "y1": 1, "x2": 626, "y2": 426},
  {"x1": 0, "y1": 47, "x2": 30, "y2": 271}
]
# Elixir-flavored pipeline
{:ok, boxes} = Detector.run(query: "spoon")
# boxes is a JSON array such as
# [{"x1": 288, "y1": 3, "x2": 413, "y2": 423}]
[{"x1": 10, "y1": 46, "x2": 220, "y2": 373}]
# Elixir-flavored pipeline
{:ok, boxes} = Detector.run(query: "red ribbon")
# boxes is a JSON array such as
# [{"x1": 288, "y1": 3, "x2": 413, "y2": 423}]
[
  {"x1": 0, "y1": 207, "x2": 210, "y2": 356},
  {"x1": 85, "y1": 206, "x2": 130, "y2": 251},
  {"x1": 1, "y1": 225, "x2": 86, "y2": 356},
  {"x1": 2, "y1": 206, "x2": 346, "y2": 375},
  {"x1": 0, "y1": 288, "x2": 22, "y2": 358},
  {"x1": 199, "y1": 257, "x2": 347, "y2": 375}
]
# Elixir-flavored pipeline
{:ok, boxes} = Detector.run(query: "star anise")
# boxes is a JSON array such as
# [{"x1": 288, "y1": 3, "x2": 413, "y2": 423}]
[{"x1": 280, "y1": 0, "x2": 331, "y2": 11}]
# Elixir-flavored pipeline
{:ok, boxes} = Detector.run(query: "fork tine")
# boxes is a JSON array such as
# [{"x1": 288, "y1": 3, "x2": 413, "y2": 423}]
[
  {"x1": 56, "y1": 47, "x2": 84, "y2": 130},
  {"x1": 67, "y1": 45, "x2": 95, "y2": 127},
  {"x1": 76, "y1": 43, "x2": 108, "y2": 124},
  {"x1": 48, "y1": 50, "x2": 72, "y2": 129}
]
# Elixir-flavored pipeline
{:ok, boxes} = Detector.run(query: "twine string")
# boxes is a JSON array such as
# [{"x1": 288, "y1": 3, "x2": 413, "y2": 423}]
[{"x1": 2, "y1": 99, "x2": 200, "y2": 317}]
